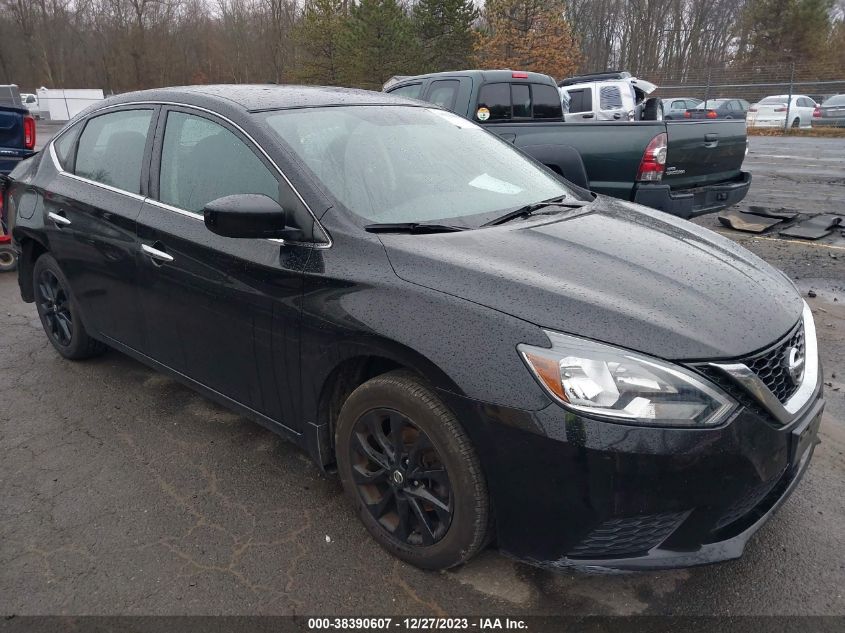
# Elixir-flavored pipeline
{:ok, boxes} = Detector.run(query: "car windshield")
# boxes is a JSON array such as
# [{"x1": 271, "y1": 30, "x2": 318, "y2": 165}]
[
  {"x1": 260, "y1": 105, "x2": 578, "y2": 226},
  {"x1": 759, "y1": 97, "x2": 787, "y2": 105}
]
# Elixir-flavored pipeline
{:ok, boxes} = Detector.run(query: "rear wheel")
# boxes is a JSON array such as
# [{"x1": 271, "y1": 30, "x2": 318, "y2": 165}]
[
  {"x1": 336, "y1": 370, "x2": 490, "y2": 570},
  {"x1": 791, "y1": 118, "x2": 800, "y2": 128},
  {"x1": 33, "y1": 253, "x2": 106, "y2": 360}
]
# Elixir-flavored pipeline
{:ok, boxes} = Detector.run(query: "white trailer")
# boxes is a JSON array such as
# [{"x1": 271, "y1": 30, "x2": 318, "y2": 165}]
[{"x1": 35, "y1": 88, "x2": 105, "y2": 121}]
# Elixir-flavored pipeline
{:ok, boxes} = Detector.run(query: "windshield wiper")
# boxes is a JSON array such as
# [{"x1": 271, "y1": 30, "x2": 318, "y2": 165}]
[
  {"x1": 482, "y1": 195, "x2": 589, "y2": 227},
  {"x1": 364, "y1": 222, "x2": 467, "y2": 234}
]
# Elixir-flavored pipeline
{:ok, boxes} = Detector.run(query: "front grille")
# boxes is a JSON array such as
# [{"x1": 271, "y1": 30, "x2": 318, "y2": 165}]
[
  {"x1": 743, "y1": 322, "x2": 804, "y2": 404},
  {"x1": 568, "y1": 511, "x2": 688, "y2": 559}
]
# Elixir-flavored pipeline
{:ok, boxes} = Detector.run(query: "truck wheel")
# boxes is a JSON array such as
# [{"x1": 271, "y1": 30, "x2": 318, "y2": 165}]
[
  {"x1": 642, "y1": 98, "x2": 663, "y2": 121},
  {"x1": 33, "y1": 253, "x2": 107, "y2": 360},
  {"x1": 335, "y1": 370, "x2": 491, "y2": 570},
  {"x1": 0, "y1": 246, "x2": 16, "y2": 272}
]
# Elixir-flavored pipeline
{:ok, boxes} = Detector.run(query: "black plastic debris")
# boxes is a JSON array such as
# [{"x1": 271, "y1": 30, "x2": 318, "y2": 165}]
[
  {"x1": 779, "y1": 215, "x2": 843, "y2": 240},
  {"x1": 746, "y1": 206, "x2": 799, "y2": 220},
  {"x1": 718, "y1": 210, "x2": 784, "y2": 233}
]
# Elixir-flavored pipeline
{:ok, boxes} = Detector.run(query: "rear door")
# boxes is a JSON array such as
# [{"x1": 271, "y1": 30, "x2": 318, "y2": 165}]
[
  {"x1": 562, "y1": 84, "x2": 595, "y2": 121},
  {"x1": 664, "y1": 120, "x2": 746, "y2": 189},
  {"x1": 136, "y1": 106, "x2": 307, "y2": 428},
  {"x1": 40, "y1": 106, "x2": 155, "y2": 350}
]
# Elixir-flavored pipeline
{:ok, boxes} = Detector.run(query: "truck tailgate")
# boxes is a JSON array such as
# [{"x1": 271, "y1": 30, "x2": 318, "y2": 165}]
[
  {"x1": 0, "y1": 106, "x2": 25, "y2": 149},
  {"x1": 663, "y1": 120, "x2": 746, "y2": 190}
]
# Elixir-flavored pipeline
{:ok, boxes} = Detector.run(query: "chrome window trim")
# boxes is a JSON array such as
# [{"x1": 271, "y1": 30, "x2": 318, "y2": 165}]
[
  {"x1": 48, "y1": 99, "x2": 332, "y2": 249},
  {"x1": 708, "y1": 302, "x2": 819, "y2": 425},
  {"x1": 49, "y1": 142, "x2": 146, "y2": 202}
]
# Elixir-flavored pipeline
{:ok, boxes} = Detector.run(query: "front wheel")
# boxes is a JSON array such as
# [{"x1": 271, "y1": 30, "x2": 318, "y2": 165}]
[
  {"x1": 335, "y1": 370, "x2": 491, "y2": 570},
  {"x1": 0, "y1": 246, "x2": 16, "y2": 272},
  {"x1": 791, "y1": 118, "x2": 800, "y2": 128}
]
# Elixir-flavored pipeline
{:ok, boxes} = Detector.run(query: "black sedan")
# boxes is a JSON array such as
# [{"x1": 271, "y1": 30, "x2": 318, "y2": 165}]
[
  {"x1": 812, "y1": 94, "x2": 845, "y2": 127},
  {"x1": 685, "y1": 98, "x2": 750, "y2": 119},
  {"x1": 2, "y1": 86, "x2": 824, "y2": 571}
]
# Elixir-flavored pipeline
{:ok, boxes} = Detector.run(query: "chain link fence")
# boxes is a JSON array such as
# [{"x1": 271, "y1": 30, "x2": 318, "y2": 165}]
[{"x1": 649, "y1": 61, "x2": 845, "y2": 106}]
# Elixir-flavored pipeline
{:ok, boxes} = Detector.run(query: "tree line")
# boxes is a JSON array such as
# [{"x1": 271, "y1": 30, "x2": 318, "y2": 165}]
[{"x1": 0, "y1": 0, "x2": 843, "y2": 94}]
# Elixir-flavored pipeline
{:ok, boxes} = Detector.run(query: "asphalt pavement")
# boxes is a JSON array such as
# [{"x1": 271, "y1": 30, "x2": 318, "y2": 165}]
[{"x1": 0, "y1": 131, "x2": 843, "y2": 616}]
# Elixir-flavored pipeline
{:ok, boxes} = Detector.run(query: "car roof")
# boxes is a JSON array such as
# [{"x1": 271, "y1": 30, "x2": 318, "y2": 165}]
[
  {"x1": 394, "y1": 70, "x2": 556, "y2": 85},
  {"x1": 101, "y1": 84, "x2": 423, "y2": 113}
]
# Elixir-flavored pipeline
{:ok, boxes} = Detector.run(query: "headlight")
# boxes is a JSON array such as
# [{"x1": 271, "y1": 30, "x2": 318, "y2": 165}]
[{"x1": 518, "y1": 331, "x2": 737, "y2": 427}]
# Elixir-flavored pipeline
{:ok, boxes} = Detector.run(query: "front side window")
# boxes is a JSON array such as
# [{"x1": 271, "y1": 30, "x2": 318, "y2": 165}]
[
  {"x1": 262, "y1": 106, "x2": 578, "y2": 227},
  {"x1": 390, "y1": 83, "x2": 423, "y2": 100},
  {"x1": 75, "y1": 109, "x2": 153, "y2": 194},
  {"x1": 159, "y1": 111, "x2": 279, "y2": 213}
]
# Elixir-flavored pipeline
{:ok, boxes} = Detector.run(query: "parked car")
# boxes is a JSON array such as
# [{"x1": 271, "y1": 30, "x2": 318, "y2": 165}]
[
  {"x1": 747, "y1": 95, "x2": 818, "y2": 128},
  {"x1": 685, "y1": 98, "x2": 751, "y2": 120},
  {"x1": 558, "y1": 71, "x2": 663, "y2": 121},
  {"x1": 20, "y1": 93, "x2": 40, "y2": 118},
  {"x1": 0, "y1": 104, "x2": 36, "y2": 175},
  {"x1": 386, "y1": 70, "x2": 750, "y2": 218},
  {"x1": 811, "y1": 94, "x2": 845, "y2": 128},
  {"x1": 3, "y1": 85, "x2": 823, "y2": 572},
  {"x1": 662, "y1": 97, "x2": 702, "y2": 119},
  {"x1": 0, "y1": 84, "x2": 22, "y2": 108}
]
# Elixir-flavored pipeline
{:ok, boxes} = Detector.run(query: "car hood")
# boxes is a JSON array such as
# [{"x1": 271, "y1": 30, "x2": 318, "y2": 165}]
[{"x1": 379, "y1": 198, "x2": 803, "y2": 360}]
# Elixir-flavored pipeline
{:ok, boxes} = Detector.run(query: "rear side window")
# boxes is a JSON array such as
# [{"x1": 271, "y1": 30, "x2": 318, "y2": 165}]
[
  {"x1": 390, "y1": 83, "x2": 423, "y2": 100},
  {"x1": 532, "y1": 84, "x2": 563, "y2": 119},
  {"x1": 565, "y1": 88, "x2": 592, "y2": 113},
  {"x1": 159, "y1": 111, "x2": 279, "y2": 213},
  {"x1": 75, "y1": 109, "x2": 153, "y2": 194},
  {"x1": 671, "y1": 100, "x2": 686, "y2": 109},
  {"x1": 426, "y1": 80, "x2": 460, "y2": 110},
  {"x1": 599, "y1": 86, "x2": 623, "y2": 110},
  {"x1": 53, "y1": 122, "x2": 82, "y2": 171}
]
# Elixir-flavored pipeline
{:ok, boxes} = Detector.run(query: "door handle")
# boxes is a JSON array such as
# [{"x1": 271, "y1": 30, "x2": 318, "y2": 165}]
[
  {"x1": 48, "y1": 211, "x2": 71, "y2": 226},
  {"x1": 581, "y1": 113, "x2": 595, "y2": 119},
  {"x1": 705, "y1": 133, "x2": 718, "y2": 142},
  {"x1": 141, "y1": 243, "x2": 174, "y2": 264}
]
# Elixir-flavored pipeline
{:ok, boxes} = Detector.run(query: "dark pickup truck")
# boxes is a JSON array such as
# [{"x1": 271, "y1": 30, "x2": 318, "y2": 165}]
[
  {"x1": 385, "y1": 70, "x2": 751, "y2": 218},
  {"x1": 1, "y1": 105, "x2": 36, "y2": 176}
]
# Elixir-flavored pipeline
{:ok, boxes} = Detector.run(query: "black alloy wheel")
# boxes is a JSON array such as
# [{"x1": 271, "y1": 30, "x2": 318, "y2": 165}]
[
  {"x1": 32, "y1": 253, "x2": 106, "y2": 359},
  {"x1": 336, "y1": 370, "x2": 490, "y2": 570},
  {"x1": 350, "y1": 408, "x2": 453, "y2": 546},
  {"x1": 37, "y1": 269, "x2": 73, "y2": 347}
]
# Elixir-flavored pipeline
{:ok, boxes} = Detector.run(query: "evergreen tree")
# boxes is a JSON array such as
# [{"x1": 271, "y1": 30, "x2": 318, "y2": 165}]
[
  {"x1": 412, "y1": 0, "x2": 479, "y2": 72},
  {"x1": 343, "y1": 0, "x2": 418, "y2": 90},
  {"x1": 738, "y1": 0, "x2": 834, "y2": 64},
  {"x1": 294, "y1": 0, "x2": 351, "y2": 85},
  {"x1": 475, "y1": 0, "x2": 582, "y2": 80}
]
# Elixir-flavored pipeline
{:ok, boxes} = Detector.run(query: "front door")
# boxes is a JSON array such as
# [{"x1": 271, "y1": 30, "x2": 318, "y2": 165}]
[{"x1": 135, "y1": 107, "x2": 307, "y2": 429}]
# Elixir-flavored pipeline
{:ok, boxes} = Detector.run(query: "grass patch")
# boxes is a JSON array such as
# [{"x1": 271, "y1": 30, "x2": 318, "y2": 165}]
[{"x1": 747, "y1": 126, "x2": 845, "y2": 138}]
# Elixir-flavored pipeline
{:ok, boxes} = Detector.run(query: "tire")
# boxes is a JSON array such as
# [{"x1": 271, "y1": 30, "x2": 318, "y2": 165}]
[
  {"x1": 0, "y1": 246, "x2": 16, "y2": 272},
  {"x1": 791, "y1": 118, "x2": 800, "y2": 129},
  {"x1": 335, "y1": 370, "x2": 490, "y2": 570},
  {"x1": 33, "y1": 253, "x2": 107, "y2": 360},
  {"x1": 642, "y1": 98, "x2": 663, "y2": 121}
]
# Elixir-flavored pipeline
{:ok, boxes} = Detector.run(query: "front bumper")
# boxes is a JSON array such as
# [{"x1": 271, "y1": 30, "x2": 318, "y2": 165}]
[
  {"x1": 441, "y1": 383, "x2": 823, "y2": 572},
  {"x1": 632, "y1": 171, "x2": 751, "y2": 219}
]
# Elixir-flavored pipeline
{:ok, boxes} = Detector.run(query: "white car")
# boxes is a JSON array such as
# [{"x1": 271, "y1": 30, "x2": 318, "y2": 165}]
[
  {"x1": 558, "y1": 71, "x2": 661, "y2": 122},
  {"x1": 20, "y1": 93, "x2": 40, "y2": 118},
  {"x1": 747, "y1": 95, "x2": 818, "y2": 129}
]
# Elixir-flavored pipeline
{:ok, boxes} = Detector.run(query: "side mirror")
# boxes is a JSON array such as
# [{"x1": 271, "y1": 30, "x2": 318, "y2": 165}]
[{"x1": 203, "y1": 194, "x2": 289, "y2": 239}]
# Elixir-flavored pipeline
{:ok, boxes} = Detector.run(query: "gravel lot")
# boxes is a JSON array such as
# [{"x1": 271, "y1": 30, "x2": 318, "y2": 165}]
[{"x1": 1, "y1": 130, "x2": 844, "y2": 616}]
